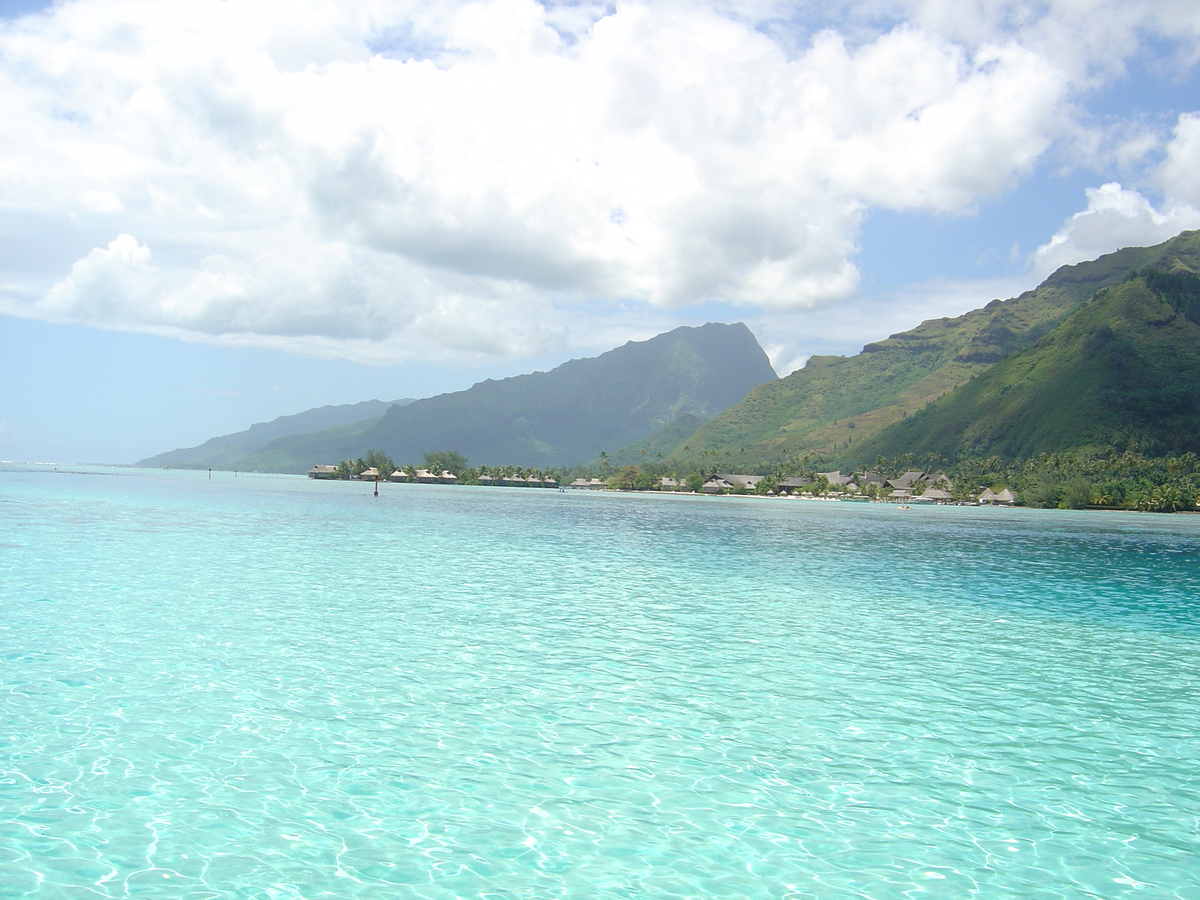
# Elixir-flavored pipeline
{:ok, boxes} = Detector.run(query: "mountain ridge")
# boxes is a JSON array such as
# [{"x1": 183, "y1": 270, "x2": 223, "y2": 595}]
[
  {"x1": 208, "y1": 322, "x2": 777, "y2": 473},
  {"x1": 846, "y1": 268, "x2": 1200, "y2": 463},
  {"x1": 138, "y1": 398, "x2": 415, "y2": 469},
  {"x1": 654, "y1": 230, "x2": 1200, "y2": 471}
]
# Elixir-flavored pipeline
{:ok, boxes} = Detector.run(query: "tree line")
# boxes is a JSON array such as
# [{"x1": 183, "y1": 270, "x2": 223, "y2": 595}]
[
  {"x1": 326, "y1": 446, "x2": 1200, "y2": 512},
  {"x1": 568, "y1": 447, "x2": 1200, "y2": 511},
  {"x1": 329, "y1": 449, "x2": 569, "y2": 487}
]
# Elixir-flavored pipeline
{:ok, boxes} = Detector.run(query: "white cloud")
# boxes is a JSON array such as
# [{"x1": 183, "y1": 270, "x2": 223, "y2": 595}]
[
  {"x1": 0, "y1": 0, "x2": 1194, "y2": 363},
  {"x1": 1158, "y1": 112, "x2": 1200, "y2": 209},
  {"x1": 904, "y1": 0, "x2": 1200, "y2": 81},
  {"x1": 42, "y1": 233, "x2": 160, "y2": 322},
  {"x1": 1032, "y1": 182, "x2": 1200, "y2": 277},
  {"x1": 1027, "y1": 110, "x2": 1200, "y2": 278}
]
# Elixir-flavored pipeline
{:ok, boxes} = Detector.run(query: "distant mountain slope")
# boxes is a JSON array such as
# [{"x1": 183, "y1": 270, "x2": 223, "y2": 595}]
[
  {"x1": 597, "y1": 413, "x2": 705, "y2": 467},
  {"x1": 138, "y1": 398, "x2": 414, "y2": 468},
  {"x1": 235, "y1": 322, "x2": 776, "y2": 473},
  {"x1": 849, "y1": 270, "x2": 1200, "y2": 462},
  {"x1": 661, "y1": 230, "x2": 1200, "y2": 471}
]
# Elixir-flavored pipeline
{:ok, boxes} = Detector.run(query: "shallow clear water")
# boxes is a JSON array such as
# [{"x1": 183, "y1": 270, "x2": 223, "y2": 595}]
[{"x1": 2, "y1": 465, "x2": 1199, "y2": 899}]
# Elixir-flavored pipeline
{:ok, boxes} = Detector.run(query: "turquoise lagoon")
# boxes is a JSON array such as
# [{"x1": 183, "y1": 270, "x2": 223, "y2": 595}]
[{"x1": 1, "y1": 465, "x2": 1198, "y2": 899}]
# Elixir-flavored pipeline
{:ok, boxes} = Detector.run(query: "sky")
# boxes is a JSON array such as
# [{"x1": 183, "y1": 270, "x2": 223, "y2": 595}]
[{"x1": 1, "y1": 0, "x2": 1198, "y2": 464}]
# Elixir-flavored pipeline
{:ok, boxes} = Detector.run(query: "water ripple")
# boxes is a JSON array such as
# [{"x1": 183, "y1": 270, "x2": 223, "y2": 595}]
[{"x1": 2, "y1": 468, "x2": 1198, "y2": 898}]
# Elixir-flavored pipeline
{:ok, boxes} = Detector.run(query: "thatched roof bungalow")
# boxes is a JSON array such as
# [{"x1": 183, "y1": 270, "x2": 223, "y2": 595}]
[
  {"x1": 887, "y1": 471, "x2": 926, "y2": 490},
  {"x1": 978, "y1": 487, "x2": 1014, "y2": 504}
]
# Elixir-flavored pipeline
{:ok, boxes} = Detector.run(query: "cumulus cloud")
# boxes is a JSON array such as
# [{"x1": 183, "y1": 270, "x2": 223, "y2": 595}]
[
  {"x1": 1158, "y1": 112, "x2": 1200, "y2": 209},
  {"x1": 0, "y1": 0, "x2": 1193, "y2": 362},
  {"x1": 1032, "y1": 111, "x2": 1200, "y2": 277},
  {"x1": 1032, "y1": 183, "x2": 1195, "y2": 276}
]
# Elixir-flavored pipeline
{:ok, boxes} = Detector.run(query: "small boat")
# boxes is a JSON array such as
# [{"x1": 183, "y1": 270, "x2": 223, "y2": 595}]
[{"x1": 898, "y1": 505, "x2": 911, "y2": 510}]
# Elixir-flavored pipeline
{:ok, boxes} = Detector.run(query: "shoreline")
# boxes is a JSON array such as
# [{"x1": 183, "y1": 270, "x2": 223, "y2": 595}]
[{"x1": 7, "y1": 462, "x2": 1197, "y2": 514}]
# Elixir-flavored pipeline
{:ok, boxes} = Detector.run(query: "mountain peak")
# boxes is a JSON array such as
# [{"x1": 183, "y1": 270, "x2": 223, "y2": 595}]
[{"x1": 180, "y1": 322, "x2": 776, "y2": 473}]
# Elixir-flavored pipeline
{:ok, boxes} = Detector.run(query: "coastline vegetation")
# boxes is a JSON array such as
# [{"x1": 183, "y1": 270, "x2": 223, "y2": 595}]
[{"x1": 324, "y1": 446, "x2": 1200, "y2": 513}]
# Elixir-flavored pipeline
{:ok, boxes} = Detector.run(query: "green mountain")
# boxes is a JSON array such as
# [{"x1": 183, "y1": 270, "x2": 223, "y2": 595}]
[
  {"x1": 849, "y1": 269, "x2": 1200, "y2": 462},
  {"x1": 658, "y1": 230, "x2": 1200, "y2": 471},
  {"x1": 231, "y1": 322, "x2": 776, "y2": 473},
  {"x1": 597, "y1": 413, "x2": 705, "y2": 467},
  {"x1": 138, "y1": 398, "x2": 414, "y2": 469}
]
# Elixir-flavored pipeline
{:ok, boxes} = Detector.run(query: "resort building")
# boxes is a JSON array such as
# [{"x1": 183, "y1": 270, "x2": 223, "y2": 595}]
[
  {"x1": 978, "y1": 487, "x2": 1016, "y2": 505},
  {"x1": 703, "y1": 473, "x2": 766, "y2": 492},
  {"x1": 916, "y1": 488, "x2": 953, "y2": 502},
  {"x1": 887, "y1": 471, "x2": 926, "y2": 491},
  {"x1": 818, "y1": 471, "x2": 855, "y2": 487},
  {"x1": 569, "y1": 478, "x2": 607, "y2": 489},
  {"x1": 778, "y1": 476, "x2": 813, "y2": 493}
]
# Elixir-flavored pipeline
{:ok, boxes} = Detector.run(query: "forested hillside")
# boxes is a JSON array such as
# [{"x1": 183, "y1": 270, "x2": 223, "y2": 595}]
[
  {"x1": 232, "y1": 322, "x2": 776, "y2": 472},
  {"x1": 656, "y1": 230, "x2": 1200, "y2": 472},
  {"x1": 850, "y1": 269, "x2": 1200, "y2": 462}
]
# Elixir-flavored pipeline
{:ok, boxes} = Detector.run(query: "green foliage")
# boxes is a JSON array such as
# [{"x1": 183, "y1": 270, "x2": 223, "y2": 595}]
[
  {"x1": 1058, "y1": 477, "x2": 1093, "y2": 509},
  {"x1": 423, "y1": 450, "x2": 469, "y2": 477},
  {"x1": 1138, "y1": 267, "x2": 1200, "y2": 325},
  {"x1": 1125, "y1": 478, "x2": 1197, "y2": 512},
  {"x1": 609, "y1": 465, "x2": 643, "y2": 491},
  {"x1": 633, "y1": 470, "x2": 658, "y2": 491},
  {"x1": 362, "y1": 449, "x2": 397, "y2": 478},
  {"x1": 900, "y1": 449, "x2": 1200, "y2": 512},
  {"x1": 850, "y1": 273, "x2": 1200, "y2": 464},
  {"x1": 754, "y1": 475, "x2": 779, "y2": 495}
]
